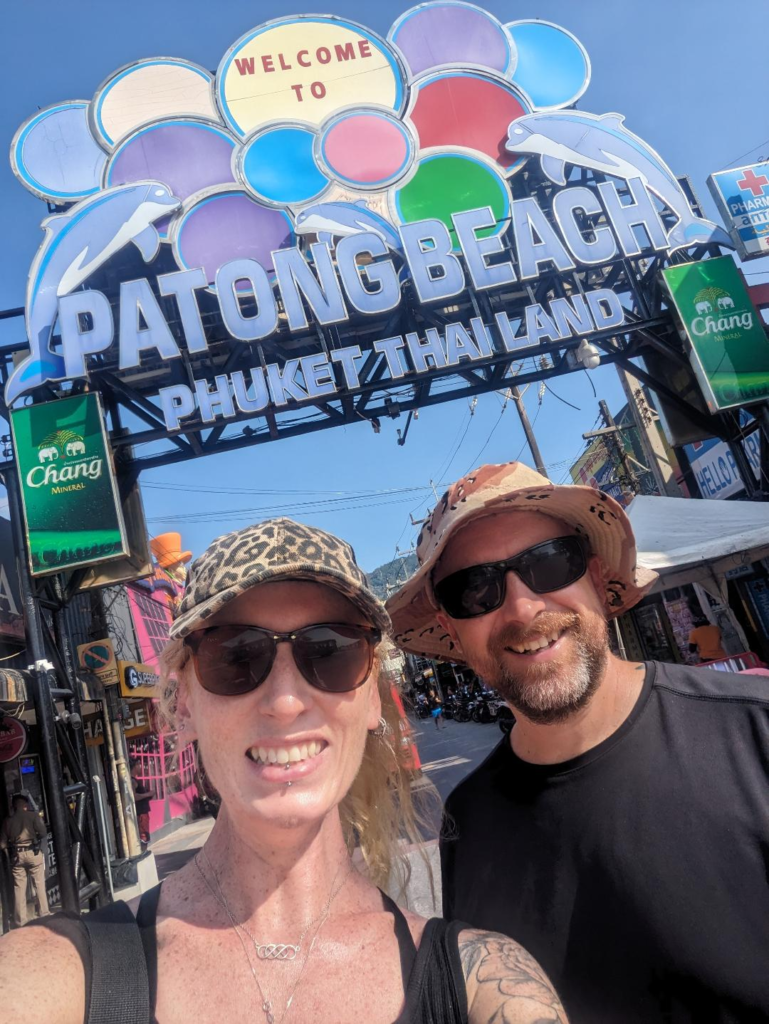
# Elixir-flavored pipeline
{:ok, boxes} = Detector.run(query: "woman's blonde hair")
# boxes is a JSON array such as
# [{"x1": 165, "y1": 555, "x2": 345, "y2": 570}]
[{"x1": 158, "y1": 634, "x2": 439, "y2": 899}]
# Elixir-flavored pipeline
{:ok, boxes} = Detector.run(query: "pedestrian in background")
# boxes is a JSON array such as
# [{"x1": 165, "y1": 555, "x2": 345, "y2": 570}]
[
  {"x1": 428, "y1": 688, "x2": 446, "y2": 730},
  {"x1": 0, "y1": 793, "x2": 48, "y2": 927},
  {"x1": 130, "y1": 760, "x2": 153, "y2": 849},
  {"x1": 688, "y1": 613, "x2": 726, "y2": 663},
  {"x1": 388, "y1": 461, "x2": 769, "y2": 1024}
]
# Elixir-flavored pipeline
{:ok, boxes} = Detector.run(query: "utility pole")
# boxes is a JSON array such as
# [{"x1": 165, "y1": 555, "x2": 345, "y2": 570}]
[
  {"x1": 583, "y1": 401, "x2": 638, "y2": 496},
  {"x1": 510, "y1": 386, "x2": 548, "y2": 479},
  {"x1": 615, "y1": 368, "x2": 683, "y2": 497}
]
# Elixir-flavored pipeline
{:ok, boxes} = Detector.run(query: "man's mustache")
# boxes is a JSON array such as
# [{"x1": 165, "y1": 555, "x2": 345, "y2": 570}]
[{"x1": 490, "y1": 612, "x2": 581, "y2": 654}]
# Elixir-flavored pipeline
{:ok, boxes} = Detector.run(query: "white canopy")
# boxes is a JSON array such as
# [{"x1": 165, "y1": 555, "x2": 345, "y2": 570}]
[{"x1": 626, "y1": 495, "x2": 769, "y2": 590}]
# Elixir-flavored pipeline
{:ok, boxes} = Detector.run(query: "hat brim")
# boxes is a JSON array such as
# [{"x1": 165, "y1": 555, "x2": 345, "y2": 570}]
[
  {"x1": 170, "y1": 562, "x2": 391, "y2": 640},
  {"x1": 386, "y1": 483, "x2": 657, "y2": 662}
]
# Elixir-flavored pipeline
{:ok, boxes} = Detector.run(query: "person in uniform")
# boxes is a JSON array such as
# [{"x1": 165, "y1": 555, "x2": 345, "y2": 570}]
[{"x1": 0, "y1": 793, "x2": 49, "y2": 927}]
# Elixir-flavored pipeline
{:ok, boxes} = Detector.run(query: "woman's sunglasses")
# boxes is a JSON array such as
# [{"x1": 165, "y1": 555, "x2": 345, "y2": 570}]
[
  {"x1": 184, "y1": 622, "x2": 381, "y2": 697},
  {"x1": 433, "y1": 536, "x2": 589, "y2": 620}
]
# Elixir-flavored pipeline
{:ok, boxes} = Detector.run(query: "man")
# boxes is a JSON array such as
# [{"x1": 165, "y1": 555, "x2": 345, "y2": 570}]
[
  {"x1": 688, "y1": 612, "x2": 726, "y2": 663},
  {"x1": 387, "y1": 461, "x2": 769, "y2": 1023},
  {"x1": 130, "y1": 760, "x2": 152, "y2": 848},
  {"x1": 0, "y1": 793, "x2": 49, "y2": 927}
]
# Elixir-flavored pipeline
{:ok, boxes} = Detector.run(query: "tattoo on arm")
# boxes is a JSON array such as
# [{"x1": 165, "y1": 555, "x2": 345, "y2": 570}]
[{"x1": 459, "y1": 929, "x2": 568, "y2": 1024}]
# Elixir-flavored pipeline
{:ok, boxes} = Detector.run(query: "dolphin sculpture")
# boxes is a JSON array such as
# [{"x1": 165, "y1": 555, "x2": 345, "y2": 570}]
[
  {"x1": 294, "y1": 200, "x2": 403, "y2": 253},
  {"x1": 5, "y1": 181, "x2": 181, "y2": 406},
  {"x1": 506, "y1": 111, "x2": 732, "y2": 253}
]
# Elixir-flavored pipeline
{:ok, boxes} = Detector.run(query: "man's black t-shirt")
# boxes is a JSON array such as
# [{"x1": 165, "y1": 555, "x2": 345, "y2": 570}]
[{"x1": 441, "y1": 662, "x2": 769, "y2": 1023}]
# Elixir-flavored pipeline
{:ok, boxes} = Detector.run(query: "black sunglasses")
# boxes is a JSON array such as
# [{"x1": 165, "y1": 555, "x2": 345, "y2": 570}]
[
  {"x1": 184, "y1": 622, "x2": 381, "y2": 697},
  {"x1": 433, "y1": 536, "x2": 589, "y2": 620}
]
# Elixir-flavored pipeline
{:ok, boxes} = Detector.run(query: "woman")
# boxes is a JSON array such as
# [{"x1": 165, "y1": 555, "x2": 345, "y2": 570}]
[{"x1": 0, "y1": 519, "x2": 567, "y2": 1024}]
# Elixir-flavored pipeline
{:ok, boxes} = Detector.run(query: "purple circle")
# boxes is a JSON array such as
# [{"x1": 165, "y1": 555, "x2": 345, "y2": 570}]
[
  {"x1": 390, "y1": 3, "x2": 513, "y2": 79},
  {"x1": 173, "y1": 190, "x2": 294, "y2": 285},
  {"x1": 105, "y1": 119, "x2": 237, "y2": 236}
]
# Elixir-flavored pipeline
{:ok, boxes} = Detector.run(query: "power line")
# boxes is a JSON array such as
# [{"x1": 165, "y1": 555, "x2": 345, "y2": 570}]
[{"x1": 716, "y1": 139, "x2": 769, "y2": 171}]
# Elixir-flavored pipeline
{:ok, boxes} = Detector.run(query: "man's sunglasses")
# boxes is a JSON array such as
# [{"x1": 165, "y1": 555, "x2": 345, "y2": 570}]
[
  {"x1": 184, "y1": 622, "x2": 381, "y2": 697},
  {"x1": 433, "y1": 535, "x2": 589, "y2": 620}
]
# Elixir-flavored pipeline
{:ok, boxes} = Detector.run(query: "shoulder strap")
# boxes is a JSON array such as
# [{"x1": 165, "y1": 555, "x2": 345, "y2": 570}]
[
  {"x1": 402, "y1": 918, "x2": 468, "y2": 1024},
  {"x1": 379, "y1": 890, "x2": 417, "y2": 987},
  {"x1": 82, "y1": 900, "x2": 151, "y2": 1024}
]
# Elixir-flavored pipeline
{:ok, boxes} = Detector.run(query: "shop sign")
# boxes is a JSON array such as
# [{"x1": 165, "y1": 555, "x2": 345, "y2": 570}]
[
  {"x1": 708, "y1": 162, "x2": 769, "y2": 260},
  {"x1": 5, "y1": 4, "x2": 733, "y2": 435},
  {"x1": 77, "y1": 638, "x2": 119, "y2": 687},
  {"x1": 83, "y1": 699, "x2": 152, "y2": 746},
  {"x1": 662, "y1": 256, "x2": 769, "y2": 412},
  {"x1": 118, "y1": 660, "x2": 160, "y2": 699},
  {"x1": 685, "y1": 431, "x2": 759, "y2": 500},
  {"x1": 10, "y1": 393, "x2": 128, "y2": 576},
  {"x1": 0, "y1": 717, "x2": 27, "y2": 763}
]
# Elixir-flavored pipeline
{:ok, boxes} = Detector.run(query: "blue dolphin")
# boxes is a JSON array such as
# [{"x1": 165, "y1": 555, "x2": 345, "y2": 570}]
[
  {"x1": 5, "y1": 181, "x2": 180, "y2": 406},
  {"x1": 506, "y1": 111, "x2": 732, "y2": 253},
  {"x1": 294, "y1": 200, "x2": 403, "y2": 253}
]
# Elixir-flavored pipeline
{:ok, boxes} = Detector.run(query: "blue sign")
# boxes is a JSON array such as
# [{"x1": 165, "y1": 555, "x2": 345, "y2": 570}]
[
  {"x1": 685, "y1": 426, "x2": 760, "y2": 499},
  {"x1": 708, "y1": 161, "x2": 769, "y2": 260}
]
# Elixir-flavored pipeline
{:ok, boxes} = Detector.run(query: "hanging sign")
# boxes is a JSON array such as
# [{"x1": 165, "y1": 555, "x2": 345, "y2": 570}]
[
  {"x1": 708, "y1": 161, "x2": 769, "y2": 261},
  {"x1": 118, "y1": 660, "x2": 160, "y2": 699},
  {"x1": 83, "y1": 700, "x2": 153, "y2": 746},
  {"x1": 77, "y1": 638, "x2": 119, "y2": 687},
  {"x1": 662, "y1": 256, "x2": 769, "y2": 412},
  {"x1": 10, "y1": 393, "x2": 128, "y2": 576},
  {"x1": 0, "y1": 718, "x2": 28, "y2": 763}
]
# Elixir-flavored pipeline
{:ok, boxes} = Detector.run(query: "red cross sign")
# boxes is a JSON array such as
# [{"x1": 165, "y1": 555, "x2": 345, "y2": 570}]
[{"x1": 737, "y1": 168, "x2": 769, "y2": 197}]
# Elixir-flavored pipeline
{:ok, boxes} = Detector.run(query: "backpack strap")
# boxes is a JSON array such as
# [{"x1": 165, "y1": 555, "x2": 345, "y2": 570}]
[{"x1": 82, "y1": 899, "x2": 151, "y2": 1024}]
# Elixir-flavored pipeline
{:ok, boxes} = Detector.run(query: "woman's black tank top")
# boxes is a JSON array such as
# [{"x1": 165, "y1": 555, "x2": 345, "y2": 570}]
[{"x1": 32, "y1": 884, "x2": 468, "y2": 1024}]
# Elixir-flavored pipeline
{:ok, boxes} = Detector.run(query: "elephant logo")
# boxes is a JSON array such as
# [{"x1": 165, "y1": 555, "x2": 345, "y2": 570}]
[
  {"x1": 717, "y1": 295, "x2": 735, "y2": 310},
  {"x1": 695, "y1": 300, "x2": 712, "y2": 315},
  {"x1": 37, "y1": 446, "x2": 59, "y2": 463},
  {"x1": 65, "y1": 440, "x2": 86, "y2": 457}
]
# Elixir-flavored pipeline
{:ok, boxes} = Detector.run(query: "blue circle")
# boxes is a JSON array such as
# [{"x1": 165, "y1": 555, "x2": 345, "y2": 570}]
[
  {"x1": 239, "y1": 126, "x2": 329, "y2": 206},
  {"x1": 11, "y1": 102, "x2": 106, "y2": 202},
  {"x1": 507, "y1": 22, "x2": 590, "y2": 110}
]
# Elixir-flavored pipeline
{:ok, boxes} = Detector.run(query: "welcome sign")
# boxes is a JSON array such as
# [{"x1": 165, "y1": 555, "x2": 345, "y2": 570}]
[
  {"x1": 7, "y1": 4, "x2": 733, "y2": 438},
  {"x1": 10, "y1": 394, "x2": 128, "y2": 575}
]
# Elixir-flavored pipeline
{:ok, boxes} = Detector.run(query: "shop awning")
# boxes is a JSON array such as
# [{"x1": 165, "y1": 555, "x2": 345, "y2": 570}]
[{"x1": 628, "y1": 495, "x2": 769, "y2": 589}]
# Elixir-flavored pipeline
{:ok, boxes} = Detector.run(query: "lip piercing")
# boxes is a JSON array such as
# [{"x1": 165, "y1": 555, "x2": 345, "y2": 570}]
[{"x1": 286, "y1": 781, "x2": 293, "y2": 787}]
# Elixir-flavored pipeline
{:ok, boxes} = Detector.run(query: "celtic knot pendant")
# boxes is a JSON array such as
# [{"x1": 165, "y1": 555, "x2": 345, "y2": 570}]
[{"x1": 255, "y1": 943, "x2": 300, "y2": 961}]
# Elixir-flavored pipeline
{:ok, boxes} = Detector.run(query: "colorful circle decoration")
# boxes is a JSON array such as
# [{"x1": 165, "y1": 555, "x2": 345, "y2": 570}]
[
  {"x1": 318, "y1": 109, "x2": 416, "y2": 190},
  {"x1": 409, "y1": 71, "x2": 530, "y2": 174},
  {"x1": 104, "y1": 118, "x2": 238, "y2": 238},
  {"x1": 238, "y1": 124, "x2": 329, "y2": 207},
  {"x1": 216, "y1": 17, "x2": 406, "y2": 137},
  {"x1": 171, "y1": 188, "x2": 295, "y2": 286},
  {"x1": 507, "y1": 21, "x2": 591, "y2": 110},
  {"x1": 90, "y1": 58, "x2": 218, "y2": 149},
  {"x1": 389, "y1": 1, "x2": 515, "y2": 80},
  {"x1": 10, "y1": 102, "x2": 107, "y2": 203},
  {"x1": 392, "y1": 151, "x2": 510, "y2": 250}
]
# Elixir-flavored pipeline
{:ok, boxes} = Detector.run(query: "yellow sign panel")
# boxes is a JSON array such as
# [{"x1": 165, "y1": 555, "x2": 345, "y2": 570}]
[
  {"x1": 118, "y1": 660, "x2": 160, "y2": 699},
  {"x1": 77, "y1": 638, "x2": 118, "y2": 687},
  {"x1": 218, "y1": 17, "x2": 404, "y2": 135}
]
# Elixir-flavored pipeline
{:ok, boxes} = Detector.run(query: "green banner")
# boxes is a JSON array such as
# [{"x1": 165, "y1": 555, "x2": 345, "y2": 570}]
[
  {"x1": 662, "y1": 256, "x2": 769, "y2": 412},
  {"x1": 11, "y1": 394, "x2": 127, "y2": 576}
]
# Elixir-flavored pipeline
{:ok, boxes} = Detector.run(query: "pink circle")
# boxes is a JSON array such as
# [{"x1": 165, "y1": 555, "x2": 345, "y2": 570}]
[{"x1": 321, "y1": 112, "x2": 413, "y2": 188}]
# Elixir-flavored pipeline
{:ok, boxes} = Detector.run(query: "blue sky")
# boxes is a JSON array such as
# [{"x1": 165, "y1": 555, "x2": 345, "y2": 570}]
[{"x1": 2, "y1": 0, "x2": 769, "y2": 571}]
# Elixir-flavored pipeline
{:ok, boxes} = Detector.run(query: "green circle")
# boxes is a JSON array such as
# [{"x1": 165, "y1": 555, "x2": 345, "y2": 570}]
[{"x1": 394, "y1": 153, "x2": 510, "y2": 250}]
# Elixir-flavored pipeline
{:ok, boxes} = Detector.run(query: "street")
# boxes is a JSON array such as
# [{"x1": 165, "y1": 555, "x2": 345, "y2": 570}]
[{"x1": 409, "y1": 713, "x2": 503, "y2": 803}]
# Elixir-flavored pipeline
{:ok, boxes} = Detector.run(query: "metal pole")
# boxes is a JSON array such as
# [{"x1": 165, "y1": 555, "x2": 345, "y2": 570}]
[
  {"x1": 598, "y1": 401, "x2": 638, "y2": 494},
  {"x1": 92, "y1": 776, "x2": 114, "y2": 901},
  {"x1": 728, "y1": 436, "x2": 758, "y2": 497},
  {"x1": 511, "y1": 386, "x2": 548, "y2": 478},
  {"x1": 3, "y1": 467, "x2": 79, "y2": 912}
]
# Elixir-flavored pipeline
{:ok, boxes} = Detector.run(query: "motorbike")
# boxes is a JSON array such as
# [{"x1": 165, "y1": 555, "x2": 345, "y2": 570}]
[
  {"x1": 413, "y1": 693, "x2": 431, "y2": 719},
  {"x1": 451, "y1": 693, "x2": 473, "y2": 723},
  {"x1": 497, "y1": 705, "x2": 515, "y2": 733}
]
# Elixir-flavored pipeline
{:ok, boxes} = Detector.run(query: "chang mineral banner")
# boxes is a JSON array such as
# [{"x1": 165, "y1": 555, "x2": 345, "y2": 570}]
[
  {"x1": 11, "y1": 393, "x2": 128, "y2": 575},
  {"x1": 662, "y1": 256, "x2": 769, "y2": 412}
]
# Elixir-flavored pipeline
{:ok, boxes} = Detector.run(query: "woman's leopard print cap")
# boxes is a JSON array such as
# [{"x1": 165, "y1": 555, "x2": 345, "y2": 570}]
[{"x1": 171, "y1": 518, "x2": 390, "y2": 639}]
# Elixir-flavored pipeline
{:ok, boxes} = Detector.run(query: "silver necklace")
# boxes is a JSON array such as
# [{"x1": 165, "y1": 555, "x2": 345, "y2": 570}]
[{"x1": 195, "y1": 852, "x2": 351, "y2": 1024}]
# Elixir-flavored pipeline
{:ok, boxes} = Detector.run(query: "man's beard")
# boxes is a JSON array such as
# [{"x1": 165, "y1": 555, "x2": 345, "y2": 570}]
[{"x1": 476, "y1": 611, "x2": 608, "y2": 724}]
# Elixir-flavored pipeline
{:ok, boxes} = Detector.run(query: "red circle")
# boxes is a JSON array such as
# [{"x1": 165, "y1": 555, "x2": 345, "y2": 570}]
[
  {"x1": 410, "y1": 73, "x2": 529, "y2": 170},
  {"x1": 323, "y1": 114, "x2": 411, "y2": 186},
  {"x1": 0, "y1": 718, "x2": 27, "y2": 763}
]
